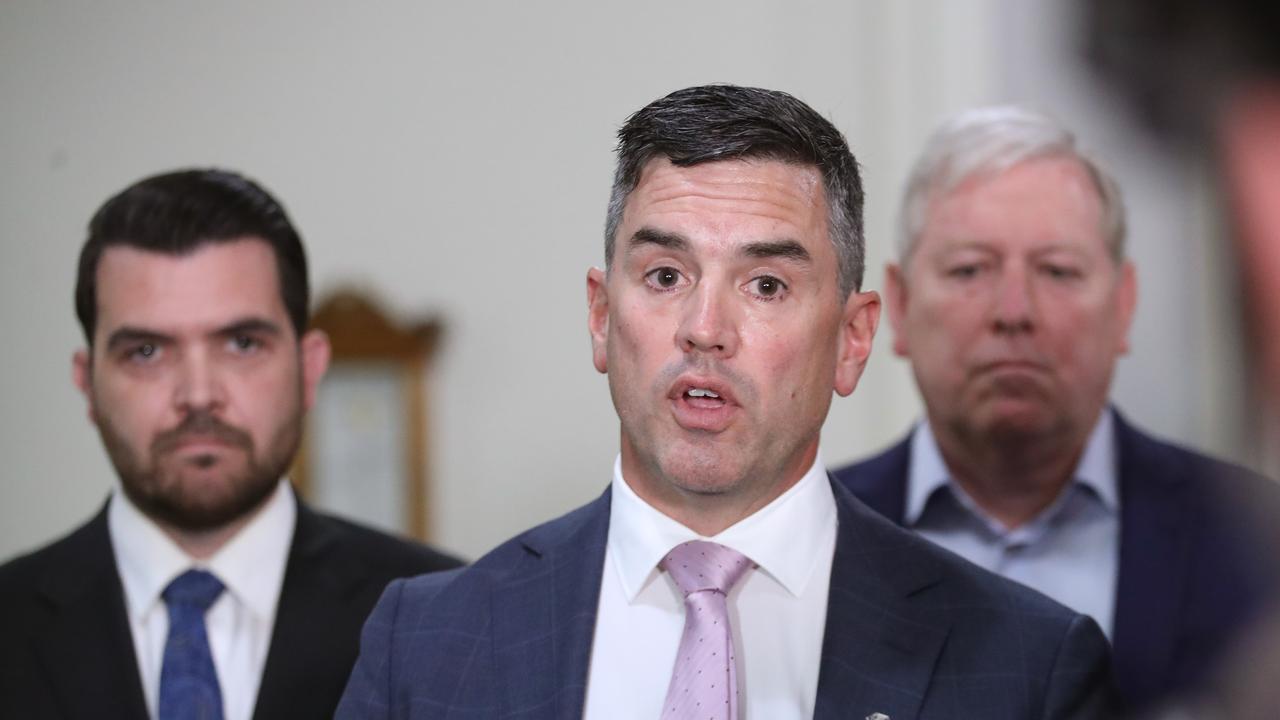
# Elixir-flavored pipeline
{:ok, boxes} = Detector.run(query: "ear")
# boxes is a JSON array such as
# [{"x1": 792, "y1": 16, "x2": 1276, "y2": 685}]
[
  {"x1": 72, "y1": 348, "x2": 97, "y2": 424},
  {"x1": 834, "y1": 289, "x2": 881, "y2": 397},
  {"x1": 884, "y1": 263, "x2": 911, "y2": 357},
  {"x1": 299, "y1": 329, "x2": 332, "y2": 411},
  {"x1": 587, "y1": 267, "x2": 609, "y2": 374},
  {"x1": 1115, "y1": 261, "x2": 1138, "y2": 355}
]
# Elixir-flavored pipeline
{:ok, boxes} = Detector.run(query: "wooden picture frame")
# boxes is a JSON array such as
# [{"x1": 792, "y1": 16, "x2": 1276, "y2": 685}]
[{"x1": 291, "y1": 289, "x2": 442, "y2": 541}]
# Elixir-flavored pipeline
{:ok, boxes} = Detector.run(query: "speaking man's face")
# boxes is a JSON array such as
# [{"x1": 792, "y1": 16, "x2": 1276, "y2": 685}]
[
  {"x1": 588, "y1": 158, "x2": 879, "y2": 517},
  {"x1": 888, "y1": 156, "x2": 1135, "y2": 447},
  {"x1": 74, "y1": 239, "x2": 329, "y2": 531}
]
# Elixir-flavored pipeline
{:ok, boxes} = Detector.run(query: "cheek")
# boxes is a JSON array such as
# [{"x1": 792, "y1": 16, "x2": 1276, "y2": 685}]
[
  {"x1": 748, "y1": 325, "x2": 830, "y2": 399},
  {"x1": 227, "y1": 363, "x2": 301, "y2": 428},
  {"x1": 94, "y1": 373, "x2": 169, "y2": 431},
  {"x1": 1041, "y1": 307, "x2": 1122, "y2": 386},
  {"x1": 612, "y1": 309, "x2": 673, "y2": 367},
  {"x1": 910, "y1": 300, "x2": 984, "y2": 354}
]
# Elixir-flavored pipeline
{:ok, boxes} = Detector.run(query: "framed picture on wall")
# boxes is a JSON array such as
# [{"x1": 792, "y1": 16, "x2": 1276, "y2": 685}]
[{"x1": 292, "y1": 289, "x2": 442, "y2": 541}]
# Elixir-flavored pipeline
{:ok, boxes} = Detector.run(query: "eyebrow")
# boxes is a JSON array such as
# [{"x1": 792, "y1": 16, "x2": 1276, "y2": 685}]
[
  {"x1": 628, "y1": 228, "x2": 812, "y2": 264},
  {"x1": 628, "y1": 227, "x2": 689, "y2": 254},
  {"x1": 214, "y1": 318, "x2": 285, "y2": 339},
  {"x1": 741, "y1": 239, "x2": 812, "y2": 264},
  {"x1": 104, "y1": 327, "x2": 172, "y2": 353},
  {"x1": 102, "y1": 317, "x2": 284, "y2": 352}
]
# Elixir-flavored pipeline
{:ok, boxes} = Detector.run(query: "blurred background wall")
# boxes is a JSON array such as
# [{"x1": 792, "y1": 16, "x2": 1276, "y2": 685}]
[{"x1": 0, "y1": 0, "x2": 1246, "y2": 561}]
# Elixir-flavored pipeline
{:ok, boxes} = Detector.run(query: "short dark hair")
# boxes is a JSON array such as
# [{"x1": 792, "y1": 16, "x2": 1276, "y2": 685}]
[
  {"x1": 605, "y1": 84, "x2": 866, "y2": 296},
  {"x1": 75, "y1": 168, "x2": 309, "y2": 343}
]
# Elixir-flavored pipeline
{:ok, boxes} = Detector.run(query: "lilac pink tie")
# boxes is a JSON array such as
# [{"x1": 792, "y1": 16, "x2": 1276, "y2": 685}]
[{"x1": 660, "y1": 540, "x2": 753, "y2": 720}]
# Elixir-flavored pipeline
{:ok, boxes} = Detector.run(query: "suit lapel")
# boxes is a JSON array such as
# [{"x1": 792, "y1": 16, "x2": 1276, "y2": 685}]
[
  {"x1": 253, "y1": 502, "x2": 360, "y2": 720},
  {"x1": 34, "y1": 505, "x2": 149, "y2": 719},
  {"x1": 1109, "y1": 411, "x2": 1187, "y2": 705},
  {"x1": 490, "y1": 489, "x2": 611, "y2": 720},
  {"x1": 814, "y1": 480, "x2": 948, "y2": 720}
]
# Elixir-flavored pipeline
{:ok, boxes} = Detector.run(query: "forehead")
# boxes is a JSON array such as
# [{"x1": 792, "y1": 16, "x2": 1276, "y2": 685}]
[
  {"x1": 620, "y1": 157, "x2": 829, "y2": 250},
  {"x1": 94, "y1": 239, "x2": 287, "y2": 337},
  {"x1": 921, "y1": 156, "x2": 1106, "y2": 253}
]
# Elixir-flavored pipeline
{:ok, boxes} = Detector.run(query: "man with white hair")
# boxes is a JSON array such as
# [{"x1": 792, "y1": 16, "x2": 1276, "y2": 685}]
[{"x1": 834, "y1": 105, "x2": 1278, "y2": 714}]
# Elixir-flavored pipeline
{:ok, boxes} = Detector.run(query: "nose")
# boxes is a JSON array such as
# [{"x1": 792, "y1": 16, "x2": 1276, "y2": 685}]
[
  {"x1": 991, "y1": 263, "x2": 1035, "y2": 336},
  {"x1": 172, "y1": 349, "x2": 227, "y2": 413},
  {"x1": 676, "y1": 281, "x2": 740, "y2": 358}
]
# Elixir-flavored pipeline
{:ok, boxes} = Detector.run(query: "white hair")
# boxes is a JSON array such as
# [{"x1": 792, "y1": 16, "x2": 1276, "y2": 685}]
[{"x1": 898, "y1": 105, "x2": 1126, "y2": 265}]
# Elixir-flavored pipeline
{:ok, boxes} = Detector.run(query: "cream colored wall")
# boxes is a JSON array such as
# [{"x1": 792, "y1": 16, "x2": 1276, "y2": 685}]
[{"x1": 0, "y1": 0, "x2": 1237, "y2": 562}]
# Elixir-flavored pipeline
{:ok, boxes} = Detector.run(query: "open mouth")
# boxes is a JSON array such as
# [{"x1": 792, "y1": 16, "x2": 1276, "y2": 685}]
[
  {"x1": 670, "y1": 377, "x2": 738, "y2": 432},
  {"x1": 683, "y1": 386, "x2": 727, "y2": 409}
]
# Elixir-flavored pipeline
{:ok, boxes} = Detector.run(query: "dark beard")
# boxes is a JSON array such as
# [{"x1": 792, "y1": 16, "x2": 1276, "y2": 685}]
[{"x1": 98, "y1": 407, "x2": 300, "y2": 532}]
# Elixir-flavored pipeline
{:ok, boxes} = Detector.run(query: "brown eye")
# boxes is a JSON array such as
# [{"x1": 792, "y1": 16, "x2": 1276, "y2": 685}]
[
  {"x1": 748, "y1": 275, "x2": 787, "y2": 299},
  {"x1": 645, "y1": 267, "x2": 683, "y2": 289}
]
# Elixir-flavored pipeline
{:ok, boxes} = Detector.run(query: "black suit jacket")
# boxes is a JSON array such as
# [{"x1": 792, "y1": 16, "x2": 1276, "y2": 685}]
[
  {"x1": 833, "y1": 409, "x2": 1280, "y2": 713},
  {"x1": 0, "y1": 496, "x2": 463, "y2": 720},
  {"x1": 337, "y1": 479, "x2": 1117, "y2": 719}
]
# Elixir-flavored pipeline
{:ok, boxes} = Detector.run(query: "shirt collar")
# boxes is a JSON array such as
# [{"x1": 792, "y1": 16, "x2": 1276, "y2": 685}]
[
  {"x1": 607, "y1": 452, "x2": 837, "y2": 602},
  {"x1": 109, "y1": 479, "x2": 296, "y2": 623},
  {"x1": 906, "y1": 409, "x2": 1120, "y2": 527},
  {"x1": 1075, "y1": 410, "x2": 1119, "y2": 511}
]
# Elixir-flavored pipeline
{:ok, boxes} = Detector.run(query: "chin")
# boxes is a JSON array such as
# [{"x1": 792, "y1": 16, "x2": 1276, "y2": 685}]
[
  {"x1": 977, "y1": 403, "x2": 1064, "y2": 440},
  {"x1": 659, "y1": 449, "x2": 744, "y2": 496}
]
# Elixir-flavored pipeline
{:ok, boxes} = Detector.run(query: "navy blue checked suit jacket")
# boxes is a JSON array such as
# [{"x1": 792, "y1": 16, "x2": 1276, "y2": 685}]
[
  {"x1": 337, "y1": 478, "x2": 1118, "y2": 719},
  {"x1": 833, "y1": 409, "x2": 1280, "y2": 715}
]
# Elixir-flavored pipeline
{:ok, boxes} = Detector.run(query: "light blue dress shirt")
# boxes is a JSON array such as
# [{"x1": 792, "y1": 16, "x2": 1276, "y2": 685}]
[{"x1": 908, "y1": 412, "x2": 1120, "y2": 639}]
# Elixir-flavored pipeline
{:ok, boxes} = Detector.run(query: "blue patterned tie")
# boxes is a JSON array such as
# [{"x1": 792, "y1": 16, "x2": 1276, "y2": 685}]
[{"x1": 159, "y1": 569, "x2": 225, "y2": 720}]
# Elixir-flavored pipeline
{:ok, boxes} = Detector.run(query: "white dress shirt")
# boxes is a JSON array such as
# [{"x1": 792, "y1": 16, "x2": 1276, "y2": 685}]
[
  {"x1": 908, "y1": 412, "x2": 1120, "y2": 637},
  {"x1": 108, "y1": 479, "x2": 295, "y2": 720},
  {"x1": 583, "y1": 455, "x2": 837, "y2": 720}
]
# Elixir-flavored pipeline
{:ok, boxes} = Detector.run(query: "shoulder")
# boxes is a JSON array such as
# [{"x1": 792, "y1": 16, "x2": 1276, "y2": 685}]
[
  {"x1": 835, "y1": 480, "x2": 1101, "y2": 643},
  {"x1": 295, "y1": 503, "x2": 464, "y2": 578},
  {"x1": 0, "y1": 509, "x2": 108, "y2": 599},
  {"x1": 1115, "y1": 411, "x2": 1271, "y2": 489},
  {"x1": 830, "y1": 433, "x2": 913, "y2": 522},
  {"x1": 1114, "y1": 412, "x2": 1280, "y2": 539},
  {"x1": 369, "y1": 492, "x2": 609, "y2": 625},
  {"x1": 832, "y1": 432, "x2": 912, "y2": 486},
  {"x1": 828, "y1": 485, "x2": 1116, "y2": 713}
]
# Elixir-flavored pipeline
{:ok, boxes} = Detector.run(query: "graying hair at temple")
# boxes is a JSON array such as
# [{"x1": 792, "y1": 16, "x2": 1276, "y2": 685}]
[{"x1": 603, "y1": 84, "x2": 867, "y2": 297}]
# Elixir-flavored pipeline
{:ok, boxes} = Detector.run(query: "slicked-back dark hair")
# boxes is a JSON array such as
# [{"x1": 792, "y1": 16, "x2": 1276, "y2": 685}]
[
  {"x1": 75, "y1": 168, "x2": 309, "y2": 343},
  {"x1": 605, "y1": 84, "x2": 865, "y2": 296}
]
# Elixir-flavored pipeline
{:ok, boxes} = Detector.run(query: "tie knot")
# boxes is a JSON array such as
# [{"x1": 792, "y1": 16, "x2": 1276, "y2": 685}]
[
  {"x1": 661, "y1": 540, "x2": 752, "y2": 597},
  {"x1": 163, "y1": 569, "x2": 225, "y2": 611}
]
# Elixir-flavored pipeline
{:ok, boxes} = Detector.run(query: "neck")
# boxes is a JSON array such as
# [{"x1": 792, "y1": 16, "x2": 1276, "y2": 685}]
[
  {"x1": 930, "y1": 421, "x2": 1087, "y2": 530},
  {"x1": 160, "y1": 517, "x2": 252, "y2": 560},
  {"x1": 654, "y1": 491, "x2": 787, "y2": 537}
]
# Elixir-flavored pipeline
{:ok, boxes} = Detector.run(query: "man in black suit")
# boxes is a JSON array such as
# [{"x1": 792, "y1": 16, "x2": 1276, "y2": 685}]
[
  {"x1": 337, "y1": 84, "x2": 1116, "y2": 719},
  {"x1": 833, "y1": 106, "x2": 1278, "y2": 714},
  {"x1": 0, "y1": 169, "x2": 461, "y2": 720}
]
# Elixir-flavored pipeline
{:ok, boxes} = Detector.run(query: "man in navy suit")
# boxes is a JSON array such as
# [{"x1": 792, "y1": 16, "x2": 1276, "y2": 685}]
[
  {"x1": 832, "y1": 106, "x2": 1279, "y2": 714},
  {"x1": 338, "y1": 85, "x2": 1116, "y2": 719}
]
